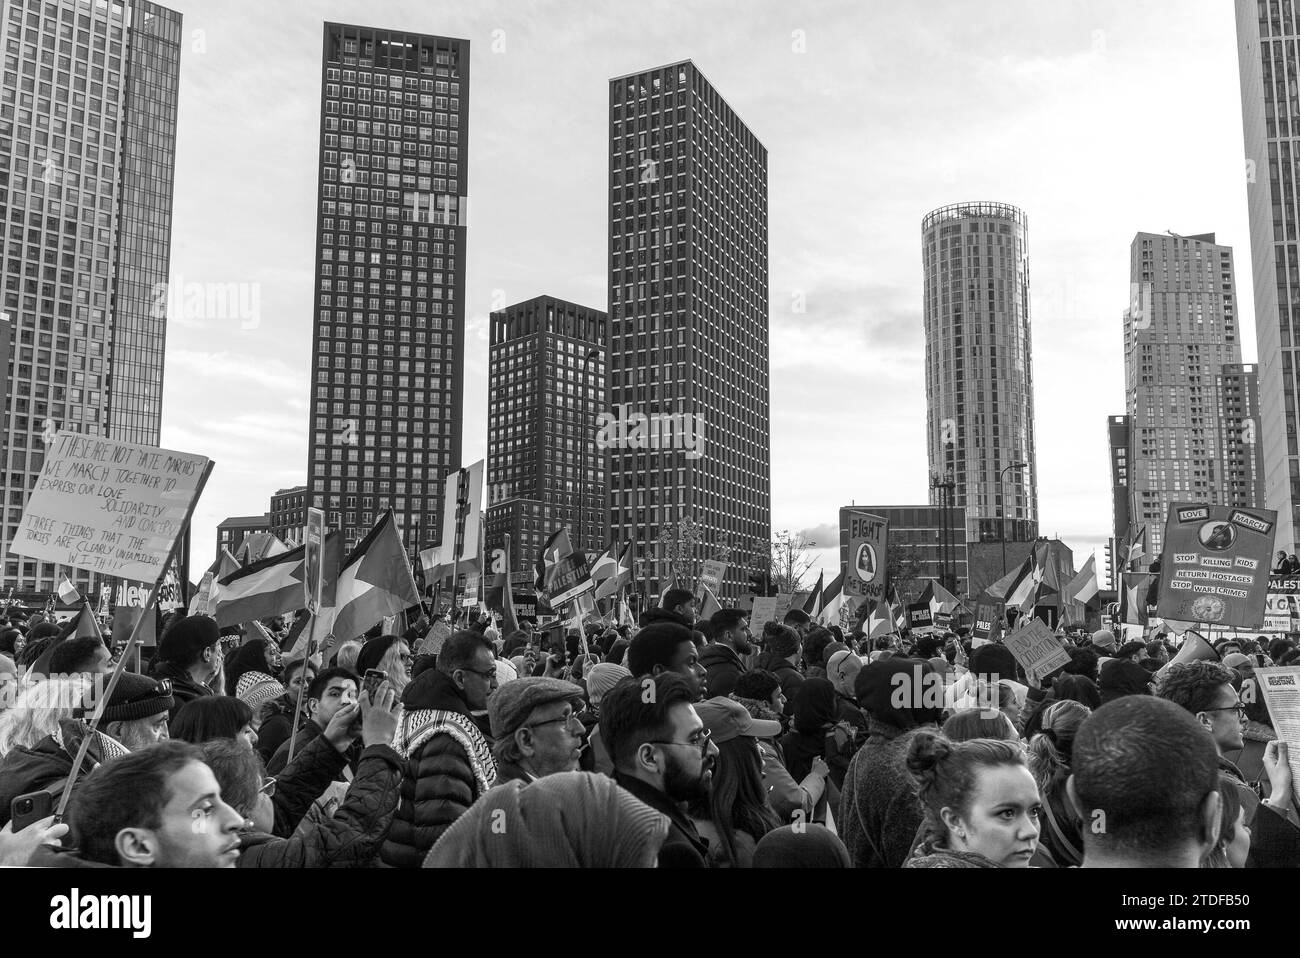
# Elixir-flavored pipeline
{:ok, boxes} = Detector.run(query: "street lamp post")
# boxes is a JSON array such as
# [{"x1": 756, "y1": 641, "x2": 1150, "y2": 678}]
[{"x1": 999, "y1": 462, "x2": 1028, "y2": 577}]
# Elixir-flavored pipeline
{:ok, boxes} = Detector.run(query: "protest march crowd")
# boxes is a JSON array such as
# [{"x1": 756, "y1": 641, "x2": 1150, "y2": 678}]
[{"x1": 0, "y1": 582, "x2": 1298, "y2": 869}]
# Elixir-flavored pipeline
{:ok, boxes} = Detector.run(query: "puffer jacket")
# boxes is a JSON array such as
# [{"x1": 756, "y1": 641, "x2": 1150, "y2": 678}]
[
  {"x1": 256, "y1": 693, "x2": 300, "y2": 766},
  {"x1": 237, "y1": 744, "x2": 402, "y2": 868},
  {"x1": 271, "y1": 732, "x2": 349, "y2": 839},
  {"x1": 380, "y1": 671, "x2": 497, "y2": 868},
  {"x1": 699, "y1": 643, "x2": 745, "y2": 699},
  {"x1": 756, "y1": 652, "x2": 804, "y2": 718}
]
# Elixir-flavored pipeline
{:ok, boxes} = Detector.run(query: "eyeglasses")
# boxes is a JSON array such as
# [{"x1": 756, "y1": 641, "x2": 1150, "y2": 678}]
[
  {"x1": 120, "y1": 678, "x2": 172, "y2": 705},
  {"x1": 647, "y1": 728, "x2": 712, "y2": 757},
  {"x1": 398, "y1": 653, "x2": 414, "y2": 664},
  {"x1": 1202, "y1": 704, "x2": 1248, "y2": 719},
  {"x1": 258, "y1": 777, "x2": 277, "y2": 798},
  {"x1": 461, "y1": 666, "x2": 497, "y2": 681},
  {"x1": 525, "y1": 708, "x2": 583, "y2": 733}
]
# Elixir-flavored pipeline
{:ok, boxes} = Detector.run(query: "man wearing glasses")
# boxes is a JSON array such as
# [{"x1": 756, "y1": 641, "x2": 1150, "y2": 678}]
[
  {"x1": 600, "y1": 672, "x2": 717, "y2": 867},
  {"x1": 488, "y1": 677, "x2": 586, "y2": 784},
  {"x1": 1156, "y1": 659, "x2": 1300, "y2": 866}
]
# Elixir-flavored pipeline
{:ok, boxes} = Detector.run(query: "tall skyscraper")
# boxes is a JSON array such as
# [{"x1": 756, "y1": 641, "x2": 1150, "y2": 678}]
[
  {"x1": 1122, "y1": 232, "x2": 1243, "y2": 563},
  {"x1": 1220, "y1": 362, "x2": 1265, "y2": 510},
  {"x1": 606, "y1": 62, "x2": 770, "y2": 603},
  {"x1": 306, "y1": 24, "x2": 468, "y2": 555},
  {"x1": 1236, "y1": 1, "x2": 1300, "y2": 552},
  {"x1": 0, "y1": 0, "x2": 182, "y2": 595},
  {"x1": 922, "y1": 202, "x2": 1038, "y2": 545},
  {"x1": 1107, "y1": 414, "x2": 1130, "y2": 589},
  {"x1": 484, "y1": 296, "x2": 606, "y2": 585}
]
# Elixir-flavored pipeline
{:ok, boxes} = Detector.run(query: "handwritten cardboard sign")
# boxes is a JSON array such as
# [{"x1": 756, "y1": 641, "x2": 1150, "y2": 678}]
[
  {"x1": 11, "y1": 433, "x2": 210, "y2": 582},
  {"x1": 1003, "y1": 619, "x2": 1072, "y2": 682}
]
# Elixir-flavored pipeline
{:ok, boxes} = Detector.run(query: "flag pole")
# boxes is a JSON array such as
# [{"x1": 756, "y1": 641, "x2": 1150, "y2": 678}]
[
  {"x1": 55, "y1": 459, "x2": 214, "y2": 822},
  {"x1": 285, "y1": 612, "x2": 317, "y2": 766}
]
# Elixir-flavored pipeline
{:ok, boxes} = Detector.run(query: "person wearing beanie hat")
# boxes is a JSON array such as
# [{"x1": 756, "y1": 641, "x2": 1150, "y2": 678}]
[
  {"x1": 585, "y1": 662, "x2": 631, "y2": 709},
  {"x1": 755, "y1": 622, "x2": 804, "y2": 719},
  {"x1": 490, "y1": 677, "x2": 586, "y2": 785},
  {"x1": 580, "y1": 662, "x2": 631, "y2": 776},
  {"x1": 1090, "y1": 628, "x2": 1117, "y2": 654},
  {"x1": 0, "y1": 672, "x2": 175, "y2": 827},
  {"x1": 424, "y1": 771, "x2": 669, "y2": 868},
  {"x1": 840, "y1": 658, "x2": 944, "y2": 868},
  {"x1": 150, "y1": 616, "x2": 222, "y2": 720},
  {"x1": 1098, "y1": 658, "x2": 1154, "y2": 706}
]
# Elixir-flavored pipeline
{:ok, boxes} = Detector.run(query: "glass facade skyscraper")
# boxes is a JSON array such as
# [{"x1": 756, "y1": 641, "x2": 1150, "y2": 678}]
[
  {"x1": 306, "y1": 24, "x2": 468, "y2": 555},
  {"x1": 922, "y1": 201, "x2": 1038, "y2": 545},
  {"x1": 606, "y1": 61, "x2": 770, "y2": 603},
  {"x1": 0, "y1": 0, "x2": 181, "y2": 595}
]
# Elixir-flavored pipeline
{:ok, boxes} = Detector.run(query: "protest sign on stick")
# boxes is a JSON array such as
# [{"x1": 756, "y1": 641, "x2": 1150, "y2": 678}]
[
  {"x1": 1003, "y1": 619, "x2": 1072, "y2": 684},
  {"x1": 1253, "y1": 667, "x2": 1300, "y2": 794},
  {"x1": 750, "y1": 596, "x2": 779, "y2": 634},
  {"x1": 1156, "y1": 503, "x2": 1277, "y2": 630}
]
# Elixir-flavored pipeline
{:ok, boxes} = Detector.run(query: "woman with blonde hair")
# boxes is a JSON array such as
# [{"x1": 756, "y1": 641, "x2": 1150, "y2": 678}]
[{"x1": 0, "y1": 676, "x2": 94, "y2": 758}]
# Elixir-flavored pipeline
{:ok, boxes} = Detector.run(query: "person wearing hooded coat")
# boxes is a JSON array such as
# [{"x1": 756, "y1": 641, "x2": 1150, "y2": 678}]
[
  {"x1": 778, "y1": 678, "x2": 856, "y2": 793},
  {"x1": 838, "y1": 657, "x2": 944, "y2": 868}
]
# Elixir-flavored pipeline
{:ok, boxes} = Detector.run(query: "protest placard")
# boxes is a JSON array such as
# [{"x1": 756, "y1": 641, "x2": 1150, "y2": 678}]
[
  {"x1": 775, "y1": 593, "x2": 794, "y2": 621},
  {"x1": 842, "y1": 509, "x2": 888, "y2": 601},
  {"x1": 697, "y1": 559, "x2": 727, "y2": 598},
  {"x1": 1156, "y1": 503, "x2": 1277, "y2": 629},
  {"x1": 1003, "y1": 619, "x2": 1072, "y2": 682},
  {"x1": 908, "y1": 602, "x2": 934, "y2": 631},
  {"x1": 751, "y1": 596, "x2": 779, "y2": 633},
  {"x1": 11, "y1": 432, "x2": 211, "y2": 583},
  {"x1": 1253, "y1": 667, "x2": 1300, "y2": 796},
  {"x1": 972, "y1": 599, "x2": 1003, "y2": 645},
  {"x1": 304, "y1": 507, "x2": 325, "y2": 614}
]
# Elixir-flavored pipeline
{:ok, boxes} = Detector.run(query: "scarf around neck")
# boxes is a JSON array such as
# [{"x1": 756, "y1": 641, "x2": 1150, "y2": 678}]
[{"x1": 399, "y1": 708, "x2": 497, "y2": 796}]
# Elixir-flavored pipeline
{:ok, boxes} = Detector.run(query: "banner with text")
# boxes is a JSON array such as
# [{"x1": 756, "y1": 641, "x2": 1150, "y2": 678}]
[
  {"x1": 842, "y1": 509, "x2": 888, "y2": 601},
  {"x1": 11, "y1": 433, "x2": 210, "y2": 583},
  {"x1": 1156, "y1": 503, "x2": 1277, "y2": 630}
]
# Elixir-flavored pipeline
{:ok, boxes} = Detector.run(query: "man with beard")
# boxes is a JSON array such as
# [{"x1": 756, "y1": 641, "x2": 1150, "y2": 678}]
[
  {"x1": 0, "y1": 673, "x2": 174, "y2": 825},
  {"x1": 626, "y1": 622, "x2": 709, "y2": 701},
  {"x1": 600, "y1": 672, "x2": 717, "y2": 867},
  {"x1": 698, "y1": 609, "x2": 753, "y2": 699}
]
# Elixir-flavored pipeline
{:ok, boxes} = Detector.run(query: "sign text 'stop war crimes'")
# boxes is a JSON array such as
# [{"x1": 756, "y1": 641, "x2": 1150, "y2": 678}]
[
  {"x1": 11, "y1": 433, "x2": 210, "y2": 582},
  {"x1": 1156, "y1": 503, "x2": 1277, "y2": 630}
]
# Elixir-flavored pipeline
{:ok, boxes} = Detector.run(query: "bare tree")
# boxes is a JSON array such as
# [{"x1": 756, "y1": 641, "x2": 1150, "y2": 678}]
[
  {"x1": 656, "y1": 517, "x2": 708, "y2": 587},
  {"x1": 887, "y1": 542, "x2": 927, "y2": 604},
  {"x1": 766, "y1": 529, "x2": 817, "y2": 595}
]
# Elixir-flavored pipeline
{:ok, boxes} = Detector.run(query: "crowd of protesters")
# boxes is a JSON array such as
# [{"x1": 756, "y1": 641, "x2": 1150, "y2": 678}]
[{"x1": 0, "y1": 589, "x2": 1298, "y2": 869}]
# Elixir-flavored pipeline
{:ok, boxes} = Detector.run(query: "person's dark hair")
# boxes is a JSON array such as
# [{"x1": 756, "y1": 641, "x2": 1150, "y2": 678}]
[
  {"x1": 224, "y1": 637, "x2": 277, "y2": 695},
  {"x1": 1061, "y1": 646, "x2": 1099, "y2": 682},
  {"x1": 48, "y1": 637, "x2": 107, "y2": 675},
  {"x1": 1071, "y1": 696, "x2": 1219, "y2": 857},
  {"x1": 1026, "y1": 699, "x2": 1091, "y2": 790},
  {"x1": 626, "y1": 622, "x2": 695, "y2": 677},
  {"x1": 708, "y1": 608, "x2": 748, "y2": 641},
  {"x1": 689, "y1": 736, "x2": 780, "y2": 866},
  {"x1": 410, "y1": 653, "x2": 438, "y2": 681},
  {"x1": 912, "y1": 635, "x2": 941, "y2": 660},
  {"x1": 283, "y1": 656, "x2": 314, "y2": 684},
  {"x1": 17, "y1": 635, "x2": 56, "y2": 670},
  {"x1": 604, "y1": 637, "x2": 629, "y2": 666},
  {"x1": 199, "y1": 739, "x2": 264, "y2": 818},
  {"x1": 941, "y1": 709, "x2": 1018, "y2": 742},
  {"x1": 969, "y1": 644, "x2": 1018, "y2": 684},
  {"x1": 155, "y1": 616, "x2": 221, "y2": 670},
  {"x1": 873, "y1": 636, "x2": 892, "y2": 651},
  {"x1": 906, "y1": 730, "x2": 1027, "y2": 846},
  {"x1": 501, "y1": 631, "x2": 530, "y2": 658},
  {"x1": 1116, "y1": 641, "x2": 1146, "y2": 660},
  {"x1": 436, "y1": 629, "x2": 494, "y2": 674},
  {"x1": 1281, "y1": 647, "x2": 1300, "y2": 667},
  {"x1": 1051, "y1": 674, "x2": 1101, "y2": 711},
  {"x1": 598, "y1": 673, "x2": 696, "y2": 771},
  {"x1": 661, "y1": 588, "x2": 695, "y2": 613},
  {"x1": 1205, "y1": 774, "x2": 1243, "y2": 868},
  {"x1": 802, "y1": 628, "x2": 834, "y2": 669},
  {"x1": 1155, "y1": 661, "x2": 1237, "y2": 716},
  {"x1": 0, "y1": 628, "x2": 19, "y2": 656},
  {"x1": 169, "y1": 696, "x2": 254, "y2": 745},
  {"x1": 782, "y1": 608, "x2": 811, "y2": 628},
  {"x1": 69, "y1": 740, "x2": 204, "y2": 866},
  {"x1": 1267, "y1": 638, "x2": 1295, "y2": 664},
  {"x1": 307, "y1": 665, "x2": 359, "y2": 703},
  {"x1": 733, "y1": 668, "x2": 781, "y2": 703},
  {"x1": 1145, "y1": 639, "x2": 1169, "y2": 659}
]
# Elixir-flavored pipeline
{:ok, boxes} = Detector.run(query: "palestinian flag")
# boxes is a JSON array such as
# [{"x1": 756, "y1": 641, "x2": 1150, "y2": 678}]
[
  {"x1": 816, "y1": 571, "x2": 845, "y2": 627},
  {"x1": 213, "y1": 538, "x2": 338, "y2": 628},
  {"x1": 327, "y1": 511, "x2": 422, "y2": 643},
  {"x1": 1119, "y1": 572, "x2": 1151, "y2": 625},
  {"x1": 804, "y1": 571, "x2": 824, "y2": 615},
  {"x1": 595, "y1": 542, "x2": 633, "y2": 601},
  {"x1": 698, "y1": 584, "x2": 722, "y2": 622},
  {"x1": 866, "y1": 599, "x2": 895, "y2": 639},
  {"x1": 1066, "y1": 554, "x2": 1099, "y2": 605}
]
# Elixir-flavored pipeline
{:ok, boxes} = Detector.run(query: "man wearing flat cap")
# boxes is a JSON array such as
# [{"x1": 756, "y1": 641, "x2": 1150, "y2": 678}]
[{"x1": 489, "y1": 677, "x2": 587, "y2": 785}]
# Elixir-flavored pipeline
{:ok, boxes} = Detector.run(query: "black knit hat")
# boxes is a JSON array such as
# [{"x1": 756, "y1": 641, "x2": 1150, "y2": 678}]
[
  {"x1": 156, "y1": 616, "x2": 220, "y2": 666},
  {"x1": 103, "y1": 673, "x2": 175, "y2": 723}
]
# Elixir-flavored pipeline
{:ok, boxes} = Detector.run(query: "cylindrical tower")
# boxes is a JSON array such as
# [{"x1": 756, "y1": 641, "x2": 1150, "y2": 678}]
[{"x1": 922, "y1": 201, "x2": 1038, "y2": 545}]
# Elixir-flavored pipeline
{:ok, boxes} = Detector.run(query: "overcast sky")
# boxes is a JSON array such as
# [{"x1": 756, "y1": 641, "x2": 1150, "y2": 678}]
[{"x1": 156, "y1": 0, "x2": 1254, "y2": 585}]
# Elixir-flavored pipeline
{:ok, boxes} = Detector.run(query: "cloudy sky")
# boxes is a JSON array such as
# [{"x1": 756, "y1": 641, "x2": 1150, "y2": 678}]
[{"x1": 157, "y1": 0, "x2": 1254, "y2": 584}]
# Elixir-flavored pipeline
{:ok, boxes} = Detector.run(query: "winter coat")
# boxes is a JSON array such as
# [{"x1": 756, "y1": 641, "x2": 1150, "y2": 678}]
[
  {"x1": 638, "y1": 607, "x2": 694, "y2": 629},
  {"x1": 1220, "y1": 754, "x2": 1300, "y2": 868},
  {"x1": 904, "y1": 841, "x2": 1002, "y2": 868},
  {"x1": 839, "y1": 721, "x2": 935, "y2": 868},
  {"x1": 613, "y1": 771, "x2": 709, "y2": 867},
  {"x1": 0, "y1": 720, "x2": 119, "y2": 828},
  {"x1": 733, "y1": 695, "x2": 810, "y2": 822},
  {"x1": 270, "y1": 732, "x2": 350, "y2": 839},
  {"x1": 237, "y1": 744, "x2": 402, "y2": 868},
  {"x1": 148, "y1": 660, "x2": 214, "y2": 721},
  {"x1": 380, "y1": 671, "x2": 497, "y2": 868},
  {"x1": 699, "y1": 643, "x2": 746, "y2": 699},
  {"x1": 256, "y1": 693, "x2": 300, "y2": 766}
]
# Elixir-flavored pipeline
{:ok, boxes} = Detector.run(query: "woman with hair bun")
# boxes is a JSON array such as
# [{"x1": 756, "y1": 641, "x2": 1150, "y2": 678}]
[
  {"x1": 1025, "y1": 699, "x2": 1090, "y2": 867},
  {"x1": 903, "y1": 730, "x2": 1041, "y2": 868}
]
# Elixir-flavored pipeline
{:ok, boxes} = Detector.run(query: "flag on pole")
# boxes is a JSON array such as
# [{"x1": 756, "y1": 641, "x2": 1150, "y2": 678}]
[
  {"x1": 327, "y1": 511, "x2": 422, "y2": 643},
  {"x1": 920, "y1": 579, "x2": 960, "y2": 618},
  {"x1": 866, "y1": 600, "x2": 894, "y2": 639},
  {"x1": 486, "y1": 534, "x2": 521, "y2": 635},
  {"x1": 1066, "y1": 554, "x2": 1099, "y2": 605},
  {"x1": 594, "y1": 542, "x2": 633, "y2": 601},
  {"x1": 57, "y1": 576, "x2": 80, "y2": 606},
  {"x1": 816, "y1": 571, "x2": 845, "y2": 626},
  {"x1": 1126, "y1": 525, "x2": 1147, "y2": 568},
  {"x1": 1119, "y1": 572, "x2": 1150, "y2": 625},
  {"x1": 535, "y1": 528, "x2": 594, "y2": 606},
  {"x1": 698, "y1": 585, "x2": 722, "y2": 622},
  {"x1": 236, "y1": 532, "x2": 289, "y2": 565},
  {"x1": 618, "y1": 593, "x2": 635, "y2": 627},
  {"x1": 213, "y1": 539, "x2": 335, "y2": 628},
  {"x1": 588, "y1": 544, "x2": 617, "y2": 585},
  {"x1": 803, "y1": 571, "x2": 824, "y2": 615}
]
